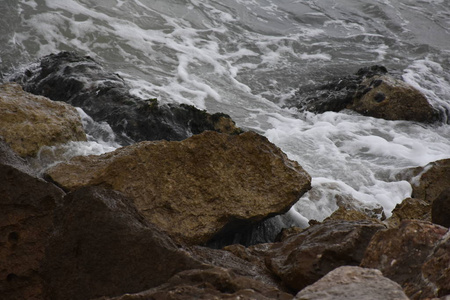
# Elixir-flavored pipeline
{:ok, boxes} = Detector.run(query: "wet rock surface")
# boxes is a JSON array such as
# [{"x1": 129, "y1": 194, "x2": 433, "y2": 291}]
[
  {"x1": 0, "y1": 83, "x2": 86, "y2": 157},
  {"x1": 287, "y1": 65, "x2": 440, "y2": 122},
  {"x1": 45, "y1": 131, "x2": 312, "y2": 245},
  {"x1": 294, "y1": 266, "x2": 409, "y2": 300},
  {"x1": 11, "y1": 51, "x2": 241, "y2": 145},
  {"x1": 361, "y1": 220, "x2": 448, "y2": 299}
]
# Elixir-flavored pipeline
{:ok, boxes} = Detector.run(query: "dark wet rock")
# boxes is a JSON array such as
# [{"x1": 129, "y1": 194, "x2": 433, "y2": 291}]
[
  {"x1": 0, "y1": 150, "x2": 64, "y2": 300},
  {"x1": 45, "y1": 131, "x2": 311, "y2": 246},
  {"x1": 224, "y1": 220, "x2": 385, "y2": 293},
  {"x1": 432, "y1": 188, "x2": 450, "y2": 228},
  {"x1": 287, "y1": 65, "x2": 440, "y2": 123},
  {"x1": 103, "y1": 267, "x2": 293, "y2": 300},
  {"x1": 0, "y1": 83, "x2": 86, "y2": 157},
  {"x1": 294, "y1": 266, "x2": 409, "y2": 300},
  {"x1": 42, "y1": 186, "x2": 204, "y2": 300},
  {"x1": 361, "y1": 220, "x2": 448, "y2": 299},
  {"x1": 11, "y1": 51, "x2": 241, "y2": 145}
]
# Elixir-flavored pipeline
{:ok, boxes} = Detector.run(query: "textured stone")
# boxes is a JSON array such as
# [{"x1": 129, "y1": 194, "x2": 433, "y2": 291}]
[
  {"x1": 294, "y1": 266, "x2": 409, "y2": 300},
  {"x1": 12, "y1": 51, "x2": 241, "y2": 144},
  {"x1": 42, "y1": 186, "x2": 203, "y2": 300},
  {"x1": 45, "y1": 131, "x2": 311, "y2": 245},
  {"x1": 422, "y1": 232, "x2": 450, "y2": 298},
  {"x1": 410, "y1": 159, "x2": 450, "y2": 204},
  {"x1": 361, "y1": 220, "x2": 448, "y2": 298},
  {"x1": 387, "y1": 197, "x2": 431, "y2": 228},
  {"x1": 0, "y1": 158, "x2": 64, "y2": 299},
  {"x1": 349, "y1": 75, "x2": 439, "y2": 122},
  {"x1": 432, "y1": 188, "x2": 450, "y2": 228},
  {"x1": 0, "y1": 83, "x2": 86, "y2": 157}
]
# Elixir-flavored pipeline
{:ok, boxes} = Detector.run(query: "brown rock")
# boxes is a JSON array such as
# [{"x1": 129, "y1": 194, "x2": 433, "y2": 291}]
[
  {"x1": 432, "y1": 188, "x2": 450, "y2": 228},
  {"x1": 324, "y1": 207, "x2": 374, "y2": 222},
  {"x1": 0, "y1": 156, "x2": 64, "y2": 299},
  {"x1": 349, "y1": 75, "x2": 439, "y2": 122},
  {"x1": 410, "y1": 159, "x2": 450, "y2": 204},
  {"x1": 387, "y1": 197, "x2": 431, "y2": 228},
  {"x1": 42, "y1": 186, "x2": 204, "y2": 300},
  {"x1": 45, "y1": 131, "x2": 312, "y2": 245},
  {"x1": 422, "y1": 232, "x2": 450, "y2": 298},
  {"x1": 104, "y1": 267, "x2": 293, "y2": 300},
  {"x1": 361, "y1": 220, "x2": 448, "y2": 299},
  {"x1": 294, "y1": 266, "x2": 409, "y2": 300},
  {"x1": 0, "y1": 83, "x2": 86, "y2": 157}
]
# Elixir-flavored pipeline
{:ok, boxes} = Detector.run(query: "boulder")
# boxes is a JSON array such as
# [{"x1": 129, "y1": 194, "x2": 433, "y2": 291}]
[
  {"x1": 360, "y1": 220, "x2": 448, "y2": 299},
  {"x1": 224, "y1": 220, "x2": 385, "y2": 292},
  {"x1": 0, "y1": 143, "x2": 64, "y2": 300},
  {"x1": 104, "y1": 267, "x2": 293, "y2": 300},
  {"x1": 11, "y1": 51, "x2": 241, "y2": 144},
  {"x1": 421, "y1": 231, "x2": 450, "y2": 298},
  {"x1": 432, "y1": 188, "x2": 450, "y2": 228},
  {"x1": 42, "y1": 186, "x2": 204, "y2": 300},
  {"x1": 286, "y1": 65, "x2": 440, "y2": 123},
  {"x1": 0, "y1": 83, "x2": 86, "y2": 157},
  {"x1": 348, "y1": 74, "x2": 439, "y2": 122},
  {"x1": 387, "y1": 197, "x2": 431, "y2": 228},
  {"x1": 45, "y1": 130, "x2": 311, "y2": 245},
  {"x1": 294, "y1": 266, "x2": 409, "y2": 300},
  {"x1": 411, "y1": 159, "x2": 450, "y2": 204}
]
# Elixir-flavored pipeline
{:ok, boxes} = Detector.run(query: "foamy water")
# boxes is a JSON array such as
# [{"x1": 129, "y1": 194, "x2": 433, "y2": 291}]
[{"x1": 2, "y1": 0, "x2": 450, "y2": 224}]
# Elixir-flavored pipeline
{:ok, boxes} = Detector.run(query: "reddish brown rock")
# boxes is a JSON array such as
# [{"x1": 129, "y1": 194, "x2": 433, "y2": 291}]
[
  {"x1": 361, "y1": 220, "x2": 448, "y2": 299},
  {"x1": 349, "y1": 75, "x2": 439, "y2": 122},
  {"x1": 0, "y1": 83, "x2": 86, "y2": 157},
  {"x1": 294, "y1": 266, "x2": 409, "y2": 300},
  {"x1": 410, "y1": 159, "x2": 450, "y2": 204},
  {"x1": 0, "y1": 143, "x2": 64, "y2": 300},
  {"x1": 45, "y1": 131, "x2": 312, "y2": 245},
  {"x1": 387, "y1": 197, "x2": 431, "y2": 228}
]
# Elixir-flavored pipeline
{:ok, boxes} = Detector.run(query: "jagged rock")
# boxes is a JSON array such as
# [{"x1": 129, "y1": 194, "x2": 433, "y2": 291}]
[
  {"x1": 103, "y1": 267, "x2": 293, "y2": 300},
  {"x1": 421, "y1": 232, "x2": 450, "y2": 298},
  {"x1": 387, "y1": 197, "x2": 431, "y2": 228},
  {"x1": 324, "y1": 207, "x2": 374, "y2": 222},
  {"x1": 0, "y1": 142, "x2": 64, "y2": 300},
  {"x1": 0, "y1": 83, "x2": 86, "y2": 157},
  {"x1": 224, "y1": 220, "x2": 385, "y2": 292},
  {"x1": 361, "y1": 220, "x2": 448, "y2": 299},
  {"x1": 349, "y1": 74, "x2": 439, "y2": 122},
  {"x1": 42, "y1": 186, "x2": 204, "y2": 300},
  {"x1": 45, "y1": 131, "x2": 311, "y2": 245},
  {"x1": 11, "y1": 51, "x2": 241, "y2": 144},
  {"x1": 294, "y1": 266, "x2": 409, "y2": 300},
  {"x1": 432, "y1": 188, "x2": 450, "y2": 228},
  {"x1": 411, "y1": 159, "x2": 450, "y2": 204},
  {"x1": 287, "y1": 65, "x2": 439, "y2": 123}
]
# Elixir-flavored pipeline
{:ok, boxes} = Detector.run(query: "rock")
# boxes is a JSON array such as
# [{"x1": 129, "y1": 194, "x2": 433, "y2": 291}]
[
  {"x1": 45, "y1": 131, "x2": 312, "y2": 245},
  {"x1": 411, "y1": 159, "x2": 450, "y2": 204},
  {"x1": 294, "y1": 266, "x2": 410, "y2": 300},
  {"x1": 0, "y1": 154, "x2": 64, "y2": 299},
  {"x1": 432, "y1": 188, "x2": 450, "y2": 228},
  {"x1": 224, "y1": 220, "x2": 385, "y2": 292},
  {"x1": 387, "y1": 197, "x2": 431, "y2": 228},
  {"x1": 286, "y1": 65, "x2": 440, "y2": 123},
  {"x1": 360, "y1": 220, "x2": 448, "y2": 298},
  {"x1": 0, "y1": 83, "x2": 86, "y2": 157},
  {"x1": 11, "y1": 51, "x2": 241, "y2": 144},
  {"x1": 0, "y1": 137, "x2": 35, "y2": 175},
  {"x1": 324, "y1": 207, "x2": 374, "y2": 222},
  {"x1": 349, "y1": 74, "x2": 439, "y2": 122},
  {"x1": 42, "y1": 186, "x2": 204, "y2": 300},
  {"x1": 421, "y1": 231, "x2": 450, "y2": 298},
  {"x1": 104, "y1": 267, "x2": 293, "y2": 300},
  {"x1": 266, "y1": 220, "x2": 385, "y2": 292}
]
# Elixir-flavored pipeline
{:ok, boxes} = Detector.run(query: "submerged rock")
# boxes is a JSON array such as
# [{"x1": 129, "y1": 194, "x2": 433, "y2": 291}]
[
  {"x1": 0, "y1": 83, "x2": 86, "y2": 157},
  {"x1": 11, "y1": 51, "x2": 241, "y2": 144},
  {"x1": 287, "y1": 65, "x2": 440, "y2": 123},
  {"x1": 361, "y1": 220, "x2": 448, "y2": 299},
  {"x1": 294, "y1": 266, "x2": 409, "y2": 300},
  {"x1": 45, "y1": 131, "x2": 311, "y2": 245}
]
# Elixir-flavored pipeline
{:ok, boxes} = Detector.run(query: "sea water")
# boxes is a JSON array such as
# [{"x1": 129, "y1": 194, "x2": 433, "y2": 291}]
[{"x1": 1, "y1": 0, "x2": 450, "y2": 225}]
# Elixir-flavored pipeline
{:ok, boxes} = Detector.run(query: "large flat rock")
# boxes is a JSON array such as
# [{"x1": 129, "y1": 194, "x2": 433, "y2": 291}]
[{"x1": 45, "y1": 131, "x2": 311, "y2": 245}]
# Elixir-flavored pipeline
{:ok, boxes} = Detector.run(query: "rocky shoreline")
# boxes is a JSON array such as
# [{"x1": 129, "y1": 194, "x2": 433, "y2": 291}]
[{"x1": 1, "y1": 53, "x2": 449, "y2": 299}]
